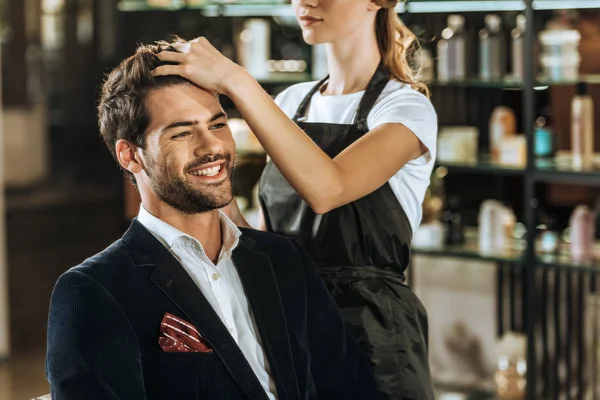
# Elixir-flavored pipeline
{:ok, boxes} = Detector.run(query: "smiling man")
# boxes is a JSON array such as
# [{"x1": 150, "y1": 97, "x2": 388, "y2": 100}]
[{"x1": 45, "y1": 40, "x2": 381, "y2": 400}]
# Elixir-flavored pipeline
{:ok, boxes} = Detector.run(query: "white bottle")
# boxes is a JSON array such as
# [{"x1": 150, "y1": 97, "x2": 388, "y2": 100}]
[
  {"x1": 437, "y1": 39, "x2": 450, "y2": 82},
  {"x1": 571, "y1": 82, "x2": 595, "y2": 169},
  {"x1": 438, "y1": 15, "x2": 466, "y2": 81},
  {"x1": 511, "y1": 15, "x2": 526, "y2": 80},
  {"x1": 479, "y1": 200, "x2": 512, "y2": 251},
  {"x1": 479, "y1": 14, "x2": 504, "y2": 81},
  {"x1": 238, "y1": 19, "x2": 270, "y2": 79}
]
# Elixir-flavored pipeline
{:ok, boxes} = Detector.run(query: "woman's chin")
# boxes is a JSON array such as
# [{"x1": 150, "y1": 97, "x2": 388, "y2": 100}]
[{"x1": 302, "y1": 31, "x2": 326, "y2": 46}]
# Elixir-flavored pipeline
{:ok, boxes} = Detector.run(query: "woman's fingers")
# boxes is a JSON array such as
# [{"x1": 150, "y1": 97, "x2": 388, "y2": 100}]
[
  {"x1": 172, "y1": 42, "x2": 192, "y2": 54},
  {"x1": 156, "y1": 51, "x2": 186, "y2": 63},
  {"x1": 151, "y1": 64, "x2": 186, "y2": 78}
]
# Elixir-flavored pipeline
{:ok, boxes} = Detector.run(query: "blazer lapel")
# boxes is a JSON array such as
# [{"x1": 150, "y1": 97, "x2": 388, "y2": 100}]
[
  {"x1": 123, "y1": 220, "x2": 269, "y2": 400},
  {"x1": 233, "y1": 236, "x2": 301, "y2": 400}
]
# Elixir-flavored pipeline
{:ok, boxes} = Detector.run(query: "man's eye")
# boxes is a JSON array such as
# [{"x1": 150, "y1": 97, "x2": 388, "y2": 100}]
[
  {"x1": 172, "y1": 131, "x2": 192, "y2": 139},
  {"x1": 210, "y1": 123, "x2": 227, "y2": 131}
]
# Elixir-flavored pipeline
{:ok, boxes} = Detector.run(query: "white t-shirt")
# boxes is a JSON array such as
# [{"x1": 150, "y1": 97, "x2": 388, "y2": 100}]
[{"x1": 275, "y1": 80, "x2": 438, "y2": 233}]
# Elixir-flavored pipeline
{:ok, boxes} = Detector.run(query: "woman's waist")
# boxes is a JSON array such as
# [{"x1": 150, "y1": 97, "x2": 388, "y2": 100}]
[{"x1": 315, "y1": 264, "x2": 407, "y2": 282}]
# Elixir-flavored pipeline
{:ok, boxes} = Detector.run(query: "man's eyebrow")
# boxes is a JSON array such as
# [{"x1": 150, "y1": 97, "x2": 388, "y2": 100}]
[
  {"x1": 160, "y1": 112, "x2": 227, "y2": 133},
  {"x1": 209, "y1": 112, "x2": 227, "y2": 122},
  {"x1": 161, "y1": 120, "x2": 198, "y2": 132}
]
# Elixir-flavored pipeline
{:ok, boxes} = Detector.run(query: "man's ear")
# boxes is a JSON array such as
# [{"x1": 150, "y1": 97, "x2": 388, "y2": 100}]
[{"x1": 116, "y1": 139, "x2": 144, "y2": 174}]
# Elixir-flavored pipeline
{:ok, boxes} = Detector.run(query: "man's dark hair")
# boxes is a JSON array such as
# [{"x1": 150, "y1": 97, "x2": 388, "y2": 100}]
[{"x1": 98, "y1": 38, "x2": 190, "y2": 185}]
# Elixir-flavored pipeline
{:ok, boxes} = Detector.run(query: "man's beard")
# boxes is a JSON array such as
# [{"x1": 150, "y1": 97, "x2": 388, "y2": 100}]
[{"x1": 144, "y1": 153, "x2": 234, "y2": 214}]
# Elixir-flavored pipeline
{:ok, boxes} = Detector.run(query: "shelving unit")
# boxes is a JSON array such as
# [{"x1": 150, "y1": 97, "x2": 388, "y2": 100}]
[
  {"x1": 412, "y1": 2, "x2": 600, "y2": 398},
  {"x1": 117, "y1": 0, "x2": 600, "y2": 398}
]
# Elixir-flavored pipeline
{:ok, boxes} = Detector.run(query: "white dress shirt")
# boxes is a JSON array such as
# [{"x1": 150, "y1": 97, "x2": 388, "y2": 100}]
[{"x1": 138, "y1": 205, "x2": 277, "y2": 399}]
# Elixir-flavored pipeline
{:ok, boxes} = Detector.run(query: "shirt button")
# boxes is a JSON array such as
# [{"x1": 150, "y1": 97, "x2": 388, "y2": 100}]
[{"x1": 212, "y1": 272, "x2": 221, "y2": 281}]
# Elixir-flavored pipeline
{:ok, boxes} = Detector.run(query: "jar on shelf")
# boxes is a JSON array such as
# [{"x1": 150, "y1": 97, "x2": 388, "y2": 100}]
[{"x1": 494, "y1": 332, "x2": 527, "y2": 400}]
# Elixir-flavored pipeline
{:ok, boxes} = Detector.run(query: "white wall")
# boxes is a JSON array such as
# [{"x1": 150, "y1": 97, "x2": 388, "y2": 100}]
[{"x1": 3, "y1": 103, "x2": 49, "y2": 187}]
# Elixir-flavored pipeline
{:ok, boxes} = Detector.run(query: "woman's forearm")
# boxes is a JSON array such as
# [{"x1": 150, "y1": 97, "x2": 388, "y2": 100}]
[{"x1": 225, "y1": 70, "x2": 343, "y2": 214}]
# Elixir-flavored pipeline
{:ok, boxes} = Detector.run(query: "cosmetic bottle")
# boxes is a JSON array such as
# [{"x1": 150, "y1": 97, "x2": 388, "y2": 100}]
[
  {"x1": 571, "y1": 82, "x2": 595, "y2": 169},
  {"x1": 511, "y1": 14, "x2": 526, "y2": 80},
  {"x1": 438, "y1": 15, "x2": 466, "y2": 82},
  {"x1": 479, "y1": 14, "x2": 504, "y2": 81}
]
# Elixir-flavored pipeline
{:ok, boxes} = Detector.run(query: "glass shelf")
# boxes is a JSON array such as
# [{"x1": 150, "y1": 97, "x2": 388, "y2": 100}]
[
  {"x1": 430, "y1": 79, "x2": 525, "y2": 90},
  {"x1": 256, "y1": 72, "x2": 311, "y2": 86},
  {"x1": 118, "y1": 0, "x2": 404, "y2": 16},
  {"x1": 537, "y1": 252, "x2": 600, "y2": 273},
  {"x1": 533, "y1": 0, "x2": 600, "y2": 10},
  {"x1": 437, "y1": 154, "x2": 524, "y2": 176},
  {"x1": 406, "y1": 0, "x2": 600, "y2": 12},
  {"x1": 263, "y1": 74, "x2": 600, "y2": 90},
  {"x1": 412, "y1": 229, "x2": 525, "y2": 263},
  {"x1": 118, "y1": 0, "x2": 600, "y2": 15},
  {"x1": 412, "y1": 242, "x2": 524, "y2": 263},
  {"x1": 407, "y1": 0, "x2": 525, "y2": 13},
  {"x1": 538, "y1": 75, "x2": 600, "y2": 86},
  {"x1": 117, "y1": 0, "x2": 296, "y2": 16},
  {"x1": 413, "y1": 227, "x2": 600, "y2": 273},
  {"x1": 202, "y1": 2, "x2": 295, "y2": 17},
  {"x1": 430, "y1": 75, "x2": 600, "y2": 90},
  {"x1": 534, "y1": 156, "x2": 600, "y2": 186}
]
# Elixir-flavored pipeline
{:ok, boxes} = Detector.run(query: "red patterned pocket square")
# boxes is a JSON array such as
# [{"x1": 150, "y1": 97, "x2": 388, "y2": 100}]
[{"x1": 158, "y1": 313, "x2": 213, "y2": 353}]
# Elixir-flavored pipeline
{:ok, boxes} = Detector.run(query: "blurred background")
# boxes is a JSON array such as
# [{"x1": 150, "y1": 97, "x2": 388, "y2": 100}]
[{"x1": 0, "y1": 0, "x2": 599, "y2": 399}]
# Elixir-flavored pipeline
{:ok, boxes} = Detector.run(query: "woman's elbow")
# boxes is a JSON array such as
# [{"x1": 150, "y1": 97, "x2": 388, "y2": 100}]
[
  {"x1": 309, "y1": 201, "x2": 332, "y2": 215},
  {"x1": 306, "y1": 185, "x2": 344, "y2": 215}
]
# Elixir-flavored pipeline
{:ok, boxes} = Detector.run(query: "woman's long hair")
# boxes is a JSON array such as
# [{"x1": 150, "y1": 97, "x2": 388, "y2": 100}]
[{"x1": 375, "y1": 1, "x2": 430, "y2": 96}]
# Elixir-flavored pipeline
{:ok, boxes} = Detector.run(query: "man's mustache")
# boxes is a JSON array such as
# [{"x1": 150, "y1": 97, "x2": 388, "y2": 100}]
[{"x1": 185, "y1": 153, "x2": 232, "y2": 173}]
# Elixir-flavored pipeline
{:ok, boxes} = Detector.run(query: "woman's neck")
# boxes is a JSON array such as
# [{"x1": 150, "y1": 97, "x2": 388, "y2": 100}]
[{"x1": 322, "y1": 26, "x2": 382, "y2": 96}]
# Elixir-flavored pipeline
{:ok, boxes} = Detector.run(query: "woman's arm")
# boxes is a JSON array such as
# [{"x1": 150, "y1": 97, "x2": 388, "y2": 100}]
[
  {"x1": 153, "y1": 39, "x2": 426, "y2": 214},
  {"x1": 225, "y1": 71, "x2": 425, "y2": 214}
]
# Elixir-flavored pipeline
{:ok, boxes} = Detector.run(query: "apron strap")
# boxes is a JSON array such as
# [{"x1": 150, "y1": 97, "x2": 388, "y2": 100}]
[
  {"x1": 292, "y1": 74, "x2": 330, "y2": 122},
  {"x1": 352, "y1": 62, "x2": 390, "y2": 132},
  {"x1": 292, "y1": 62, "x2": 391, "y2": 131}
]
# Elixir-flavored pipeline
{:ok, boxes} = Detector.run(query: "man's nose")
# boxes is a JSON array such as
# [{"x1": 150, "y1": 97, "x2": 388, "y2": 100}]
[{"x1": 192, "y1": 130, "x2": 225, "y2": 157}]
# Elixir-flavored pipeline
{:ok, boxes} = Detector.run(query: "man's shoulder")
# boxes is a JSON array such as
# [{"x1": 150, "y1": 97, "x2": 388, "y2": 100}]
[
  {"x1": 239, "y1": 227, "x2": 296, "y2": 249},
  {"x1": 63, "y1": 238, "x2": 133, "y2": 282},
  {"x1": 238, "y1": 228, "x2": 304, "y2": 262}
]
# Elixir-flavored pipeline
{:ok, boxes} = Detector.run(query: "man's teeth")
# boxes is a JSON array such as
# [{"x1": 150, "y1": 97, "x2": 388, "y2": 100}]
[{"x1": 190, "y1": 165, "x2": 221, "y2": 177}]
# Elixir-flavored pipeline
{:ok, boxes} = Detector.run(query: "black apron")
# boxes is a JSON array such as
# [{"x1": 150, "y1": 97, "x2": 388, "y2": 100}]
[{"x1": 258, "y1": 64, "x2": 434, "y2": 400}]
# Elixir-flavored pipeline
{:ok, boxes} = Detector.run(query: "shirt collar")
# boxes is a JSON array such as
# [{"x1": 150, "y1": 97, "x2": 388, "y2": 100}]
[{"x1": 137, "y1": 204, "x2": 242, "y2": 255}]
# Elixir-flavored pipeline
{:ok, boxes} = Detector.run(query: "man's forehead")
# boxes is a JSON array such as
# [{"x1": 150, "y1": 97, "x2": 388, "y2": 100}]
[{"x1": 145, "y1": 84, "x2": 222, "y2": 121}]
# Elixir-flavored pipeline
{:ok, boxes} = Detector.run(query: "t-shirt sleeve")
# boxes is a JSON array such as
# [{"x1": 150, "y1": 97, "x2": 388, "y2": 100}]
[
  {"x1": 367, "y1": 87, "x2": 438, "y2": 165},
  {"x1": 274, "y1": 88, "x2": 293, "y2": 116},
  {"x1": 274, "y1": 82, "x2": 315, "y2": 119}
]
